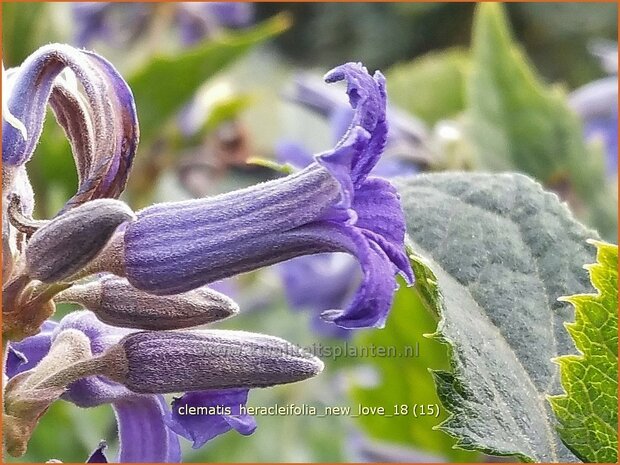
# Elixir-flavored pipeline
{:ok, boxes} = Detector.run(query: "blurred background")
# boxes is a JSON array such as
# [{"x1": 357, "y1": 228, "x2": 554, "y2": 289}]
[{"x1": 3, "y1": 2, "x2": 618, "y2": 462}]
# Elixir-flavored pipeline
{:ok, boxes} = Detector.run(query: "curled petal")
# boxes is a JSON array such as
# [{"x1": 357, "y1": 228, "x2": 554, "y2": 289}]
[
  {"x1": 2, "y1": 44, "x2": 138, "y2": 210},
  {"x1": 165, "y1": 389, "x2": 256, "y2": 449},
  {"x1": 324, "y1": 62, "x2": 388, "y2": 186}
]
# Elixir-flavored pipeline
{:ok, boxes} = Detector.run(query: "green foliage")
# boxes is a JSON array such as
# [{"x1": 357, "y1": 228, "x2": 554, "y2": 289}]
[
  {"x1": 549, "y1": 241, "x2": 618, "y2": 463},
  {"x1": 387, "y1": 48, "x2": 468, "y2": 125},
  {"x1": 128, "y1": 14, "x2": 290, "y2": 144},
  {"x1": 465, "y1": 3, "x2": 616, "y2": 239},
  {"x1": 396, "y1": 172, "x2": 598, "y2": 462},
  {"x1": 351, "y1": 285, "x2": 478, "y2": 461},
  {"x1": 2, "y1": 3, "x2": 62, "y2": 67}
]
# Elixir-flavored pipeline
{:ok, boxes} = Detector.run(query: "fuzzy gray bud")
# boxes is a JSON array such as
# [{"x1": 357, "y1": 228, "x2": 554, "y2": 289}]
[
  {"x1": 25, "y1": 199, "x2": 135, "y2": 282},
  {"x1": 107, "y1": 330, "x2": 324, "y2": 393},
  {"x1": 57, "y1": 276, "x2": 239, "y2": 330}
]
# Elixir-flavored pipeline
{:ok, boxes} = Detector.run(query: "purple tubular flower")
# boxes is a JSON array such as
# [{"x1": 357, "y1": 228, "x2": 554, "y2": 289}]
[
  {"x1": 165, "y1": 389, "x2": 256, "y2": 449},
  {"x1": 2, "y1": 44, "x2": 139, "y2": 211},
  {"x1": 124, "y1": 63, "x2": 413, "y2": 328}
]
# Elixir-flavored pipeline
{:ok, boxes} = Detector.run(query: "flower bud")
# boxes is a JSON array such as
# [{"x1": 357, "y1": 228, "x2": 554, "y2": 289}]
[
  {"x1": 56, "y1": 276, "x2": 239, "y2": 330},
  {"x1": 25, "y1": 199, "x2": 135, "y2": 283},
  {"x1": 105, "y1": 330, "x2": 323, "y2": 394}
]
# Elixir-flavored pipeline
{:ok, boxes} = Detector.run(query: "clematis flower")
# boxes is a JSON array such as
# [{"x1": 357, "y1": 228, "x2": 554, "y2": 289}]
[
  {"x1": 116, "y1": 63, "x2": 413, "y2": 328},
  {"x1": 72, "y1": 2, "x2": 254, "y2": 49},
  {"x1": 2, "y1": 45, "x2": 405, "y2": 463},
  {"x1": 569, "y1": 42, "x2": 618, "y2": 177},
  {"x1": 274, "y1": 68, "x2": 426, "y2": 334}
]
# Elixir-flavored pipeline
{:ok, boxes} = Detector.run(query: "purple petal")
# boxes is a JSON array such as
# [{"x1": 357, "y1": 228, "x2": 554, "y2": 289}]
[
  {"x1": 113, "y1": 395, "x2": 181, "y2": 463},
  {"x1": 71, "y1": 3, "x2": 112, "y2": 47},
  {"x1": 164, "y1": 389, "x2": 256, "y2": 449},
  {"x1": 176, "y1": 3, "x2": 254, "y2": 46},
  {"x1": 306, "y1": 221, "x2": 402, "y2": 329},
  {"x1": 352, "y1": 177, "x2": 413, "y2": 283},
  {"x1": 324, "y1": 62, "x2": 388, "y2": 186},
  {"x1": 5, "y1": 320, "x2": 58, "y2": 378},
  {"x1": 3, "y1": 44, "x2": 138, "y2": 211},
  {"x1": 204, "y1": 3, "x2": 254, "y2": 28}
]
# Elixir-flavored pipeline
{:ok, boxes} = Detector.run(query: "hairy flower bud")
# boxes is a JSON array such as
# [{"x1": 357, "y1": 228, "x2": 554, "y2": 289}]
[
  {"x1": 104, "y1": 330, "x2": 323, "y2": 394},
  {"x1": 25, "y1": 199, "x2": 134, "y2": 283},
  {"x1": 56, "y1": 276, "x2": 239, "y2": 330}
]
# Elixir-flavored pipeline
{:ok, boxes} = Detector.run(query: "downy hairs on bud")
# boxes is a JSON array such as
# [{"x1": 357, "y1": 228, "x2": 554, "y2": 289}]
[
  {"x1": 24, "y1": 199, "x2": 135, "y2": 283},
  {"x1": 56, "y1": 276, "x2": 239, "y2": 330}
]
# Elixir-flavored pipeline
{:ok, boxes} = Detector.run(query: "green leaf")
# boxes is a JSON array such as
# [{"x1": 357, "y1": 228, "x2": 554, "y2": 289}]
[
  {"x1": 465, "y1": 3, "x2": 617, "y2": 239},
  {"x1": 128, "y1": 14, "x2": 290, "y2": 143},
  {"x1": 395, "y1": 172, "x2": 598, "y2": 462},
  {"x1": 549, "y1": 241, "x2": 618, "y2": 463},
  {"x1": 351, "y1": 285, "x2": 478, "y2": 461},
  {"x1": 386, "y1": 48, "x2": 468, "y2": 125}
]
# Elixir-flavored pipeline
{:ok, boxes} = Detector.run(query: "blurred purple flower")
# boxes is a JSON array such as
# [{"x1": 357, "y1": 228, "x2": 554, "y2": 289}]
[
  {"x1": 72, "y1": 2, "x2": 254, "y2": 49},
  {"x1": 569, "y1": 43, "x2": 618, "y2": 176},
  {"x1": 280, "y1": 254, "x2": 358, "y2": 339}
]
